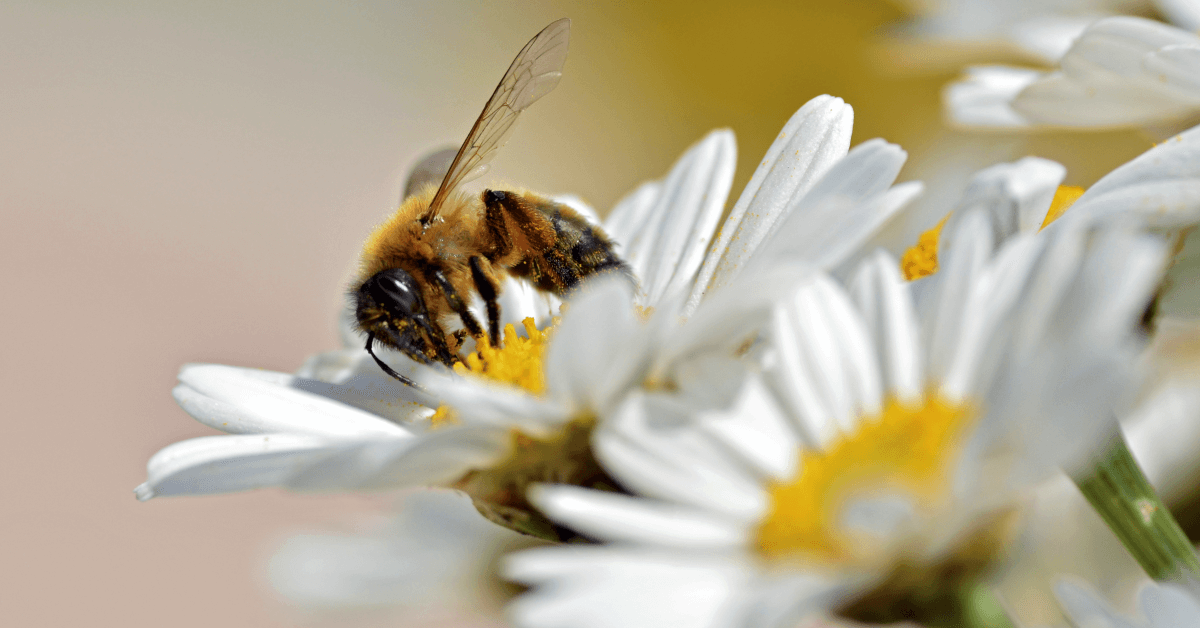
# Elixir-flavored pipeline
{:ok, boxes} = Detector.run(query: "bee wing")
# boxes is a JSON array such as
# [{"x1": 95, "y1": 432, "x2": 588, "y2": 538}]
[{"x1": 427, "y1": 18, "x2": 571, "y2": 220}]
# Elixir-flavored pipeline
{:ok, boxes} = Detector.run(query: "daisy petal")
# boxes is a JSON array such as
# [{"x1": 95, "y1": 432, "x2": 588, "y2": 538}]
[
  {"x1": 695, "y1": 375, "x2": 799, "y2": 482},
  {"x1": 544, "y1": 276, "x2": 645, "y2": 412},
  {"x1": 944, "y1": 65, "x2": 1040, "y2": 128},
  {"x1": 623, "y1": 130, "x2": 736, "y2": 307},
  {"x1": 850, "y1": 250, "x2": 923, "y2": 403},
  {"x1": 1065, "y1": 123, "x2": 1200, "y2": 229},
  {"x1": 750, "y1": 139, "x2": 918, "y2": 272},
  {"x1": 948, "y1": 157, "x2": 1067, "y2": 236},
  {"x1": 594, "y1": 396, "x2": 768, "y2": 522},
  {"x1": 361, "y1": 424, "x2": 516, "y2": 489},
  {"x1": 686, "y1": 95, "x2": 854, "y2": 314},
  {"x1": 506, "y1": 547, "x2": 748, "y2": 628},
  {"x1": 136, "y1": 433, "x2": 357, "y2": 500},
  {"x1": 175, "y1": 364, "x2": 410, "y2": 437},
  {"x1": 1140, "y1": 581, "x2": 1200, "y2": 627},
  {"x1": 529, "y1": 485, "x2": 747, "y2": 548},
  {"x1": 604, "y1": 182, "x2": 661, "y2": 279},
  {"x1": 1054, "y1": 579, "x2": 1139, "y2": 628}
]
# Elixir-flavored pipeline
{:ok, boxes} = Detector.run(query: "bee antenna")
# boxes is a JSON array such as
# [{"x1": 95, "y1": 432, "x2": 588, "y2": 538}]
[{"x1": 365, "y1": 333, "x2": 425, "y2": 391}]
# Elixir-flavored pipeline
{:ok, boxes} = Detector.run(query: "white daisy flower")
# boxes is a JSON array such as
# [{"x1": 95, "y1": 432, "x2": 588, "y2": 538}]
[
  {"x1": 884, "y1": 0, "x2": 1130, "y2": 70},
  {"x1": 135, "y1": 94, "x2": 923, "y2": 536},
  {"x1": 1056, "y1": 577, "x2": 1200, "y2": 627},
  {"x1": 899, "y1": 120, "x2": 1200, "y2": 282},
  {"x1": 946, "y1": 16, "x2": 1200, "y2": 130},
  {"x1": 506, "y1": 217, "x2": 1169, "y2": 628}
]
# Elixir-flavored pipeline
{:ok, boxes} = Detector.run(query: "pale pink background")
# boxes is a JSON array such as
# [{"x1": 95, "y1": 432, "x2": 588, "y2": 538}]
[{"x1": 2, "y1": 2, "x2": 1164, "y2": 626}]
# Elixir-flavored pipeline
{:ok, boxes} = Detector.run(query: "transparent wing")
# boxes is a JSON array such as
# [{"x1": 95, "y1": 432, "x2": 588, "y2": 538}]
[{"x1": 427, "y1": 18, "x2": 571, "y2": 219}]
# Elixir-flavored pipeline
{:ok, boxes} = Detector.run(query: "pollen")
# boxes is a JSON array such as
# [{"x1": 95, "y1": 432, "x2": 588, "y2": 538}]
[
  {"x1": 1040, "y1": 185, "x2": 1084, "y2": 230},
  {"x1": 452, "y1": 317, "x2": 554, "y2": 395},
  {"x1": 900, "y1": 215, "x2": 949, "y2": 281},
  {"x1": 756, "y1": 396, "x2": 973, "y2": 564}
]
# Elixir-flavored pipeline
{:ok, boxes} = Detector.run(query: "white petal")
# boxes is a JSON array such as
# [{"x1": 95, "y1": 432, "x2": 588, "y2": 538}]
[
  {"x1": 947, "y1": 157, "x2": 1067, "y2": 237},
  {"x1": 850, "y1": 251, "x2": 923, "y2": 403},
  {"x1": 686, "y1": 95, "x2": 854, "y2": 314},
  {"x1": 175, "y1": 364, "x2": 410, "y2": 437},
  {"x1": 420, "y1": 369, "x2": 566, "y2": 435},
  {"x1": 543, "y1": 275, "x2": 646, "y2": 413},
  {"x1": 623, "y1": 130, "x2": 736, "y2": 307},
  {"x1": 1156, "y1": 0, "x2": 1200, "y2": 31},
  {"x1": 1009, "y1": 18, "x2": 1200, "y2": 128},
  {"x1": 944, "y1": 65, "x2": 1040, "y2": 128},
  {"x1": 749, "y1": 139, "x2": 916, "y2": 272},
  {"x1": 506, "y1": 547, "x2": 749, "y2": 628},
  {"x1": 594, "y1": 396, "x2": 768, "y2": 522},
  {"x1": 605, "y1": 182, "x2": 662, "y2": 280},
  {"x1": 768, "y1": 297, "x2": 837, "y2": 448},
  {"x1": 657, "y1": 264, "x2": 811, "y2": 374},
  {"x1": 1054, "y1": 578, "x2": 1139, "y2": 628},
  {"x1": 694, "y1": 375, "x2": 799, "y2": 482},
  {"x1": 530, "y1": 485, "x2": 747, "y2": 548},
  {"x1": 940, "y1": 233, "x2": 1043, "y2": 401},
  {"x1": 812, "y1": 276, "x2": 884, "y2": 418},
  {"x1": 923, "y1": 210, "x2": 994, "y2": 388},
  {"x1": 136, "y1": 433, "x2": 356, "y2": 499},
  {"x1": 1007, "y1": 15, "x2": 1095, "y2": 62},
  {"x1": 1140, "y1": 581, "x2": 1200, "y2": 627},
  {"x1": 1065, "y1": 122, "x2": 1200, "y2": 229},
  {"x1": 360, "y1": 424, "x2": 516, "y2": 488}
]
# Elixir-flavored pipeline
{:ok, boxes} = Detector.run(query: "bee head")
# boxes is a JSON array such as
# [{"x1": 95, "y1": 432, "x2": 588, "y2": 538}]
[
  {"x1": 354, "y1": 267, "x2": 454, "y2": 372},
  {"x1": 360, "y1": 268, "x2": 426, "y2": 321}
]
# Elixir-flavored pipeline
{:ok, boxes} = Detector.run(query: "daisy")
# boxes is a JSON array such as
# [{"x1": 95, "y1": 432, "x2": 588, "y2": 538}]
[
  {"x1": 135, "y1": 94, "x2": 923, "y2": 540},
  {"x1": 1056, "y1": 576, "x2": 1200, "y2": 627},
  {"x1": 900, "y1": 120, "x2": 1200, "y2": 283},
  {"x1": 506, "y1": 217, "x2": 1169, "y2": 628},
  {"x1": 883, "y1": 0, "x2": 1131, "y2": 70},
  {"x1": 946, "y1": 16, "x2": 1200, "y2": 130}
]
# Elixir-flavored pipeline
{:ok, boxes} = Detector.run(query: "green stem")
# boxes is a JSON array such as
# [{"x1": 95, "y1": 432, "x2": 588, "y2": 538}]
[{"x1": 1072, "y1": 431, "x2": 1200, "y2": 583}]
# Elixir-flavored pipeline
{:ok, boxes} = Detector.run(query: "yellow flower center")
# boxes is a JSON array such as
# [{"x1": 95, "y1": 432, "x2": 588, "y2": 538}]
[
  {"x1": 900, "y1": 215, "x2": 949, "y2": 281},
  {"x1": 899, "y1": 184, "x2": 1085, "y2": 281},
  {"x1": 429, "y1": 318, "x2": 554, "y2": 428},
  {"x1": 452, "y1": 317, "x2": 553, "y2": 395},
  {"x1": 756, "y1": 397, "x2": 974, "y2": 565},
  {"x1": 1040, "y1": 185, "x2": 1084, "y2": 229}
]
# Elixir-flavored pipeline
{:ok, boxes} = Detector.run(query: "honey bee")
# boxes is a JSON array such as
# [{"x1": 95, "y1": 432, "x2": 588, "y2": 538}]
[{"x1": 353, "y1": 18, "x2": 629, "y2": 386}]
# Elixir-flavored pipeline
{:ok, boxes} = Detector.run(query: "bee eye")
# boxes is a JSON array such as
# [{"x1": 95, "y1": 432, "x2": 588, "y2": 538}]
[{"x1": 364, "y1": 268, "x2": 424, "y2": 316}]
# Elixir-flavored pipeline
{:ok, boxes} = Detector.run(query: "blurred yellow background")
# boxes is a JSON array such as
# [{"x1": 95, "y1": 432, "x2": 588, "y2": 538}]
[{"x1": 0, "y1": 1, "x2": 1166, "y2": 626}]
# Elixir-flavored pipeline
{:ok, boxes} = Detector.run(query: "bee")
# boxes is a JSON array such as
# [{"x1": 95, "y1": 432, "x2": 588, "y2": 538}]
[{"x1": 353, "y1": 18, "x2": 629, "y2": 387}]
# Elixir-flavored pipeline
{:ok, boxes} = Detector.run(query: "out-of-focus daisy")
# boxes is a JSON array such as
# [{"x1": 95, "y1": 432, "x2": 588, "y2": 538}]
[
  {"x1": 136, "y1": 94, "x2": 923, "y2": 542},
  {"x1": 1056, "y1": 576, "x2": 1200, "y2": 627},
  {"x1": 882, "y1": 0, "x2": 1143, "y2": 71},
  {"x1": 900, "y1": 121, "x2": 1200, "y2": 282},
  {"x1": 946, "y1": 16, "x2": 1200, "y2": 130},
  {"x1": 506, "y1": 217, "x2": 1168, "y2": 627}
]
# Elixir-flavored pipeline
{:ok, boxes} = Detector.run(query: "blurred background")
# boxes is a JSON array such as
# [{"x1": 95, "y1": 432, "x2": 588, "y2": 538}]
[{"x1": 1, "y1": 0, "x2": 1188, "y2": 626}]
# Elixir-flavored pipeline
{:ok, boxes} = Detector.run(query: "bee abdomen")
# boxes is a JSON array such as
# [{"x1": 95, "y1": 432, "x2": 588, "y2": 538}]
[{"x1": 482, "y1": 190, "x2": 630, "y2": 293}]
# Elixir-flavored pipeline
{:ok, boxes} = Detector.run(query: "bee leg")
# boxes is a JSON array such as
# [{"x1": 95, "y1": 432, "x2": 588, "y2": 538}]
[
  {"x1": 427, "y1": 268, "x2": 486, "y2": 341},
  {"x1": 365, "y1": 332, "x2": 424, "y2": 390},
  {"x1": 469, "y1": 256, "x2": 502, "y2": 346},
  {"x1": 410, "y1": 317, "x2": 456, "y2": 366}
]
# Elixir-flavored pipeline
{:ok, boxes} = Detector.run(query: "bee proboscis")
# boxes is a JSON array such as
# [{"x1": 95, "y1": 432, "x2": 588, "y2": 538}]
[{"x1": 353, "y1": 18, "x2": 629, "y2": 387}]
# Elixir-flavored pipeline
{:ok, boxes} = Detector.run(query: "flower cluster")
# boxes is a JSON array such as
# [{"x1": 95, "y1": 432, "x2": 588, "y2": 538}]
[{"x1": 138, "y1": 86, "x2": 1200, "y2": 627}]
